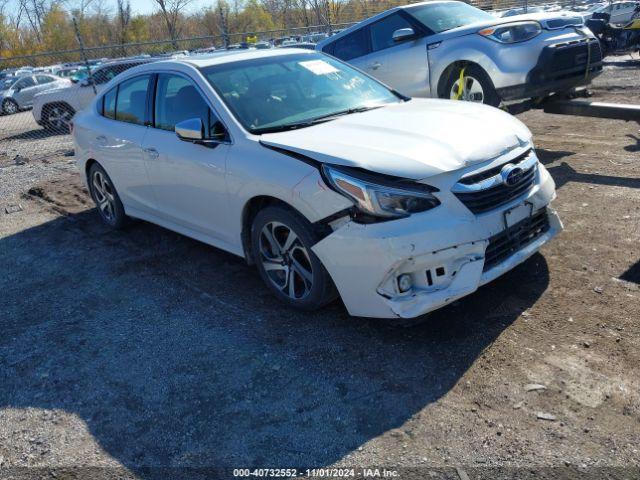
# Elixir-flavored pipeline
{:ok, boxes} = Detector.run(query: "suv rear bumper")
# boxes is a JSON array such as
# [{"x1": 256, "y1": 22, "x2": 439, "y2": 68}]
[{"x1": 498, "y1": 37, "x2": 603, "y2": 101}]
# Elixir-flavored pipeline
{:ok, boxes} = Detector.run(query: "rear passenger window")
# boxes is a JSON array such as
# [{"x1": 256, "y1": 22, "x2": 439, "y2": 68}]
[
  {"x1": 331, "y1": 29, "x2": 369, "y2": 61},
  {"x1": 370, "y1": 13, "x2": 414, "y2": 52},
  {"x1": 103, "y1": 87, "x2": 117, "y2": 119},
  {"x1": 115, "y1": 75, "x2": 150, "y2": 125},
  {"x1": 154, "y1": 73, "x2": 224, "y2": 139}
]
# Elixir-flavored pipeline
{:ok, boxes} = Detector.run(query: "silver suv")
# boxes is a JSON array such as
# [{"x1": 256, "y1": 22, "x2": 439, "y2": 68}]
[{"x1": 317, "y1": 1, "x2": 603, "y2": 106}]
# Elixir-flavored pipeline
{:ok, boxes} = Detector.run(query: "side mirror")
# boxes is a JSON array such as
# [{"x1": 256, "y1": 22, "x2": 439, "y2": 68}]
[
  {"x1": 176, "y1": 117, "x2": 204, "y2": 141},
  {"x1": 14, "y1": 86, "x2": 21, "y2": 92},
  {"x1": 175, "y1": 118, "x2": 227, "y2": 145},
  {"x1": 392, "y1": 27, "x2": 416, "y2": 42}
]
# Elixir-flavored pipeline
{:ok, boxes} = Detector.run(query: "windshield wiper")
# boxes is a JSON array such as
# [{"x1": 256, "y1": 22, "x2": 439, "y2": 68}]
[{"x1": 253, "y1": 105, "x2": 384, "y2": 135}]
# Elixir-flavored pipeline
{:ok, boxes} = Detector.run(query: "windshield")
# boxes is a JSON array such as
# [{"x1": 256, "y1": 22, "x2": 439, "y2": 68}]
[
  {"x1": 407, "y1": 2, "x2": 494, "y2": 33},
  {"x1": 200, "y1": 53, "x2": 401, "y2": 134}
]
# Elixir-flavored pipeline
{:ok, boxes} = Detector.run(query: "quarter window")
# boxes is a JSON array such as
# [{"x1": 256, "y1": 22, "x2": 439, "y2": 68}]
[
  {"x1": 115, "y1": 75, "x2": 150, "y2": 125},
  {"x1": 154, "y1": 73, "x2": 224, "y2": 139},
  {"x1": 370, "y1": 13, "x2": 415, "y2": 52},
  {"x1": 331, "y1": 28, "x2": 369, "y2": 61}
]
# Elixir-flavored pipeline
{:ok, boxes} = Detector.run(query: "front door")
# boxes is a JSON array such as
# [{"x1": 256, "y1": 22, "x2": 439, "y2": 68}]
[
  {"x1": 367, "y1": 12, "x2": 430, "y2": 97},
  {"x1": 142, "y1": 73, "x2": 232, "y2": 244}
]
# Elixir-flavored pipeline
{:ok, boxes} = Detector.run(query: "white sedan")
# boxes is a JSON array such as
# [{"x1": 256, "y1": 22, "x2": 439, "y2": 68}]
[{"x1": 72, "y1": 49, "x2": 562, "y2": 319}]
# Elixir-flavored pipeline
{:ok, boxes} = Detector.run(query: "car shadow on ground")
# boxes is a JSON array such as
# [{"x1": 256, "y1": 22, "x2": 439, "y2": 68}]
[
  {"x1": 0, "y1": 209, "x2": 550, "y2": 477},
  {"x1": 546, "y1": 162, "x2": 640, "y2": 190},
  {"x1": 3, "y1": 127, "x2": 66, "y2": 141}
]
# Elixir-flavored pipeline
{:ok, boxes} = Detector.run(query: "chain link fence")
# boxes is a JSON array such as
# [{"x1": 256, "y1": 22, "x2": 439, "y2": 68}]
[{"x1": 0, "y1": 0, "x2": 603, "y2": 164}]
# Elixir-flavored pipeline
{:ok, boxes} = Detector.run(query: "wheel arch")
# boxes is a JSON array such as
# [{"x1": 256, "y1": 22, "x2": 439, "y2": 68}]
[
  {"x1": 41, "y1": 100, "x2": 76, "y2": 116},
  {"x1": 241, "y1": 195, "x2": 301, "y2": 265}
]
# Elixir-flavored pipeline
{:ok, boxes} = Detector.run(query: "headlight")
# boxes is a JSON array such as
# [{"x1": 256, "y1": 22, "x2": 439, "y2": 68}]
[
  {"x1": 479, "y1": 21, "x2": 542, "y2": 43},
  {"x1": 322, "y1": 165, "x2": 440, "y2": 220}
]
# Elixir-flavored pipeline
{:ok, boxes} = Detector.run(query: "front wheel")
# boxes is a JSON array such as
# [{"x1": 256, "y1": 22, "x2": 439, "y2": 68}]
[
  {"x1": 251, "y1": 206, "x2": 337, "y2": 310},
  {"x1": 2, "y1": 98, "x2": 19, "y2": 115},
  {"x1": 443, "y1": 64, "x2": 501, "y2": 107}
]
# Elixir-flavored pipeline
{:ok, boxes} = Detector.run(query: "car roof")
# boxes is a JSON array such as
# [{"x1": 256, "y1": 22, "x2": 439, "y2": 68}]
[{"x1": 177, "y1": 48, "x2": 317, "y2": 68}]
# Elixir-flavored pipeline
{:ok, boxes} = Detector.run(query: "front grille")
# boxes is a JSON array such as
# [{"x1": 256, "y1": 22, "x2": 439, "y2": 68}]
[
  {"x1": 530, "y1": 38, "x2": 603, "y2": 84},
  {"x1": 454, "y1": 164, "x2": 537, "y2": 214},
  {"x1": 459, "y1": 149, "x2": 531, "y2": 186},
  {"x1": 551, "y1": 39, "x2": 602, "y2": 72},
  {"x1": 483, "y1": 209, "x2": 550, "y2": 272}
]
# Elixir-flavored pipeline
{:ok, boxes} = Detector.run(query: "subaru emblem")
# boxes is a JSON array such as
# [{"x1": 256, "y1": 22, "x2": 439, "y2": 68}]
[{"x1": 501, "y1": 164, "x2": 524, "y2": 187}]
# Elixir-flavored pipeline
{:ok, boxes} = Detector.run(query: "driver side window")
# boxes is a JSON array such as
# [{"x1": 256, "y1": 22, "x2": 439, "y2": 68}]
[
  {"x1": 16, "y1": 77, "x2": 35, "y2": 89},
  {"x1": 370, "y1": 13, "x2": 415, "y2": 52},
  {"x1": 154, "y1": 73, "x2": 225, "y2": 140}
]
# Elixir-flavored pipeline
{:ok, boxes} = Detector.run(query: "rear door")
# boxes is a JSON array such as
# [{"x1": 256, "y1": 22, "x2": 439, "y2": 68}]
[
  {"x1": 92, "y1": 75, "x2": 156, "y2": 213},
  {"x1": 142, "y1": 72, "x2": 232, "y2": 243},
  {"x1": 325, "y1": 28, "x2": 373, "y2": 73},
  {"x1": 367, "y1": 12, "x2": 430, "y2": 97}
]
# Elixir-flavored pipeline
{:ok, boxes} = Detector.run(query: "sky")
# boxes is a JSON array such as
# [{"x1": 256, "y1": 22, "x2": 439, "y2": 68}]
[{"x1": 5, "y1": 0, "x2": 210, "y2": 18}]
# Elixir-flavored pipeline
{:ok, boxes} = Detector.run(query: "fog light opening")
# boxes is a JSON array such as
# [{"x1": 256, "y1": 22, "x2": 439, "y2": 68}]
[{"x1": 397, "y1": 274, "x2": 413, "y2": 293}]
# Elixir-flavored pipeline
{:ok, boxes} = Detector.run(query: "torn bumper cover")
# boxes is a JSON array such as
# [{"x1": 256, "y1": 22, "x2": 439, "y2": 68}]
[{"x1": 312, "y1": 180, "x2": 562, "y2": 319}]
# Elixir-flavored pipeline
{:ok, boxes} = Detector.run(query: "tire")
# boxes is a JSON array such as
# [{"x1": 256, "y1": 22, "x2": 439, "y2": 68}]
[
  {"x1": 43, "y1": 104, "x2": 75, "y2": 132},
  {"x1": 87, "y1": 163, "x2": 127, "y2": 229},
  {"x1": 251, "y1": 205, "x2": 338, "y2": 311},
  {"x1": 442, "y1": 64, "x2": 501, "y2": 107},
  {"x1": 2, "y1": 98, "x2": 19, "y2": 115}
]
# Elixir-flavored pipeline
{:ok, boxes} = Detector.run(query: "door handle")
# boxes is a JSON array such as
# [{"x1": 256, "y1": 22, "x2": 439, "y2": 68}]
[
  {"x1": 144, "y1": 147, "x2": 159, "y2": 159},
  {"x1": 96, "y1": 135, "x2": 107, "y2": 145},
  {"x1": 369, "y1": 62, "x2": 382, "y2": 70}
]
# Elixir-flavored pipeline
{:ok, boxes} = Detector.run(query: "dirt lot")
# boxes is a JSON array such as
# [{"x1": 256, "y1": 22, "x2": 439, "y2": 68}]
[{"x1": 1, "y1": 57, "x2": 639, "y2": 479}]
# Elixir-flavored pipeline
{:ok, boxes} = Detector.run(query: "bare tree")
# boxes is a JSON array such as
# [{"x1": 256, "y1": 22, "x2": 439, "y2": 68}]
[
  {"x1": 151, "y1": 0, "x2": 194, "y2": 46},
  {"x1": 116, "y1": 0, "x2": 130, "y2": 44}
]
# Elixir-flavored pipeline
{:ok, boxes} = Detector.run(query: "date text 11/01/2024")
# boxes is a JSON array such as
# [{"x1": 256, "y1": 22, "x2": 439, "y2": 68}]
[{"x1": 232, "y1": 468, "x2": 399, "y2": 477}]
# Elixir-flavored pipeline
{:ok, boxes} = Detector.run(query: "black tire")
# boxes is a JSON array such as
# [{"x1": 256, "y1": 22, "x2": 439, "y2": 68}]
[
  {"x1": 251, "y1": 205, "x2": 338, "y2": 311},
  {"x1": 87, "y1": 163, "x2": 127, "y2": 229},
  {"x1": 42, "y1": 103, "x2": 75, "y2": 133},
  {"x1": 442, "y1": 64, "x2": 501, "y2": 107},
  {"x1": 2, "y1": 98, "x2": 19, "y2": 115}
]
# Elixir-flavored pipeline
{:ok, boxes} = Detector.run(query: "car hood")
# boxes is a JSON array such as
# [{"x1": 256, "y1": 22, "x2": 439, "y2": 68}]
[
  {"x1": 34, "y1": 83, "x2": 79, "y2": 98},
  {"x1": 260, "y1": 99, "x2": 532, "y2": 180},
  {"x1": 429, "y1": 11, "x2": 584, "y2": 41}
]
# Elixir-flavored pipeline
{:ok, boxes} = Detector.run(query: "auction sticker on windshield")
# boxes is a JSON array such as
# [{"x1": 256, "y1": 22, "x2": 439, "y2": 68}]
[{"x1": 299, "y1": 59, "x2": 339, "y2": 75}]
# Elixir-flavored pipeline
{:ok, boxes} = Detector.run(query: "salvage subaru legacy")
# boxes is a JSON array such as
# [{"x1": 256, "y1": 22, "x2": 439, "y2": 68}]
[{"x1": 72, "y1": 50, "x2": 562, "y2": 319}]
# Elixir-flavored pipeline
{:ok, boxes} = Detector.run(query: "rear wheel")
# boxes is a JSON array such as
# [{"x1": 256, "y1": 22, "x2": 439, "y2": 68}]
[
  {"x1": 88, "y1": 163, "x2": 127, "y2": 229},
  {"x1": 43, "y1": 104, "x2": 75, "y2": 132},
  {"x1": 2, "y1": 98, "x2": 19, "y2": 115},
  {"x1": 251, "y1": 206, "x2": 337, "y2": 310},
  {"x1": 443, "y1": 64, "x2": 501, "y2": 107}
]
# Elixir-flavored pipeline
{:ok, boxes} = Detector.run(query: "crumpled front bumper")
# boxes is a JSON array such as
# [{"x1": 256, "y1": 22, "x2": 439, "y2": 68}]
[{"x1": 312, "y1": 170, "x2": 562, "y2": 319}]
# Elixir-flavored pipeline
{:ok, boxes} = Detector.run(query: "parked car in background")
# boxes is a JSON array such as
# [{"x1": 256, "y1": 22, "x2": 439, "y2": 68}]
[
  {"x1": 73, "y1": 49, "x2": 561, "y2": 319},
  {"x1": 317, "y1": 0, "x2": 602, "y2": 106},
  {"x1": 279, "y1": 42, "x2": 317, "y2": 49},
  {"x1": 577, "y1": 1, "x2": 639, "y2": 24},
  {"x1": 1, "y1": 74, "x2": 70, "y2": 115},
  {"x1": 498, "y1": 5, "x2": 547, "y2": 17},
  {"x1": 32, "y1": 58, "x2": 160, "y2": 131}
]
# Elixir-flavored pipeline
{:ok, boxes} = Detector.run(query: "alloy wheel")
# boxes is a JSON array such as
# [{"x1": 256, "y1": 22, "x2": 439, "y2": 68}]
[
  {"x1": 47, "y1": 106, "x2": 72, "y2": 130},
  {"x1": 450, "y1": 75, "x2": 485, "y2": 103},
  {"x1": 3, "y1": 100, "x2": 17, "y2": 115},
  {"x1": 258, "y1": 221, "x2": 314, "y2": 300},
  {"x1": 92, "y1": 170, "x2": 116, "y2": 223}
]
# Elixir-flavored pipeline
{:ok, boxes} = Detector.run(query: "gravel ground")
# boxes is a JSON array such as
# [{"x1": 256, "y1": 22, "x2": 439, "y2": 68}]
[{"x1": 0, "y1": 57, "x2": 639, "y2": 480}]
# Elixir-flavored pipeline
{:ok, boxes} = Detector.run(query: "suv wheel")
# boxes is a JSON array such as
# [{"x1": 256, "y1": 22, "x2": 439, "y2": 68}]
[
  {"x1": 43, "y1": 104, "x2": 75, "y2": 132},
  {"x1": 444, "y1": 64, "x2": 500, "y2": 107},
  {"x1": 251, "y1": 206, "x2": 337, "y2": 310},
  {"x1": 2, "y1": 99, "x2": 19, "y2": 115},
  {"x1": 88, "y1": 163, "x2": 127, "y2": 229}
]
